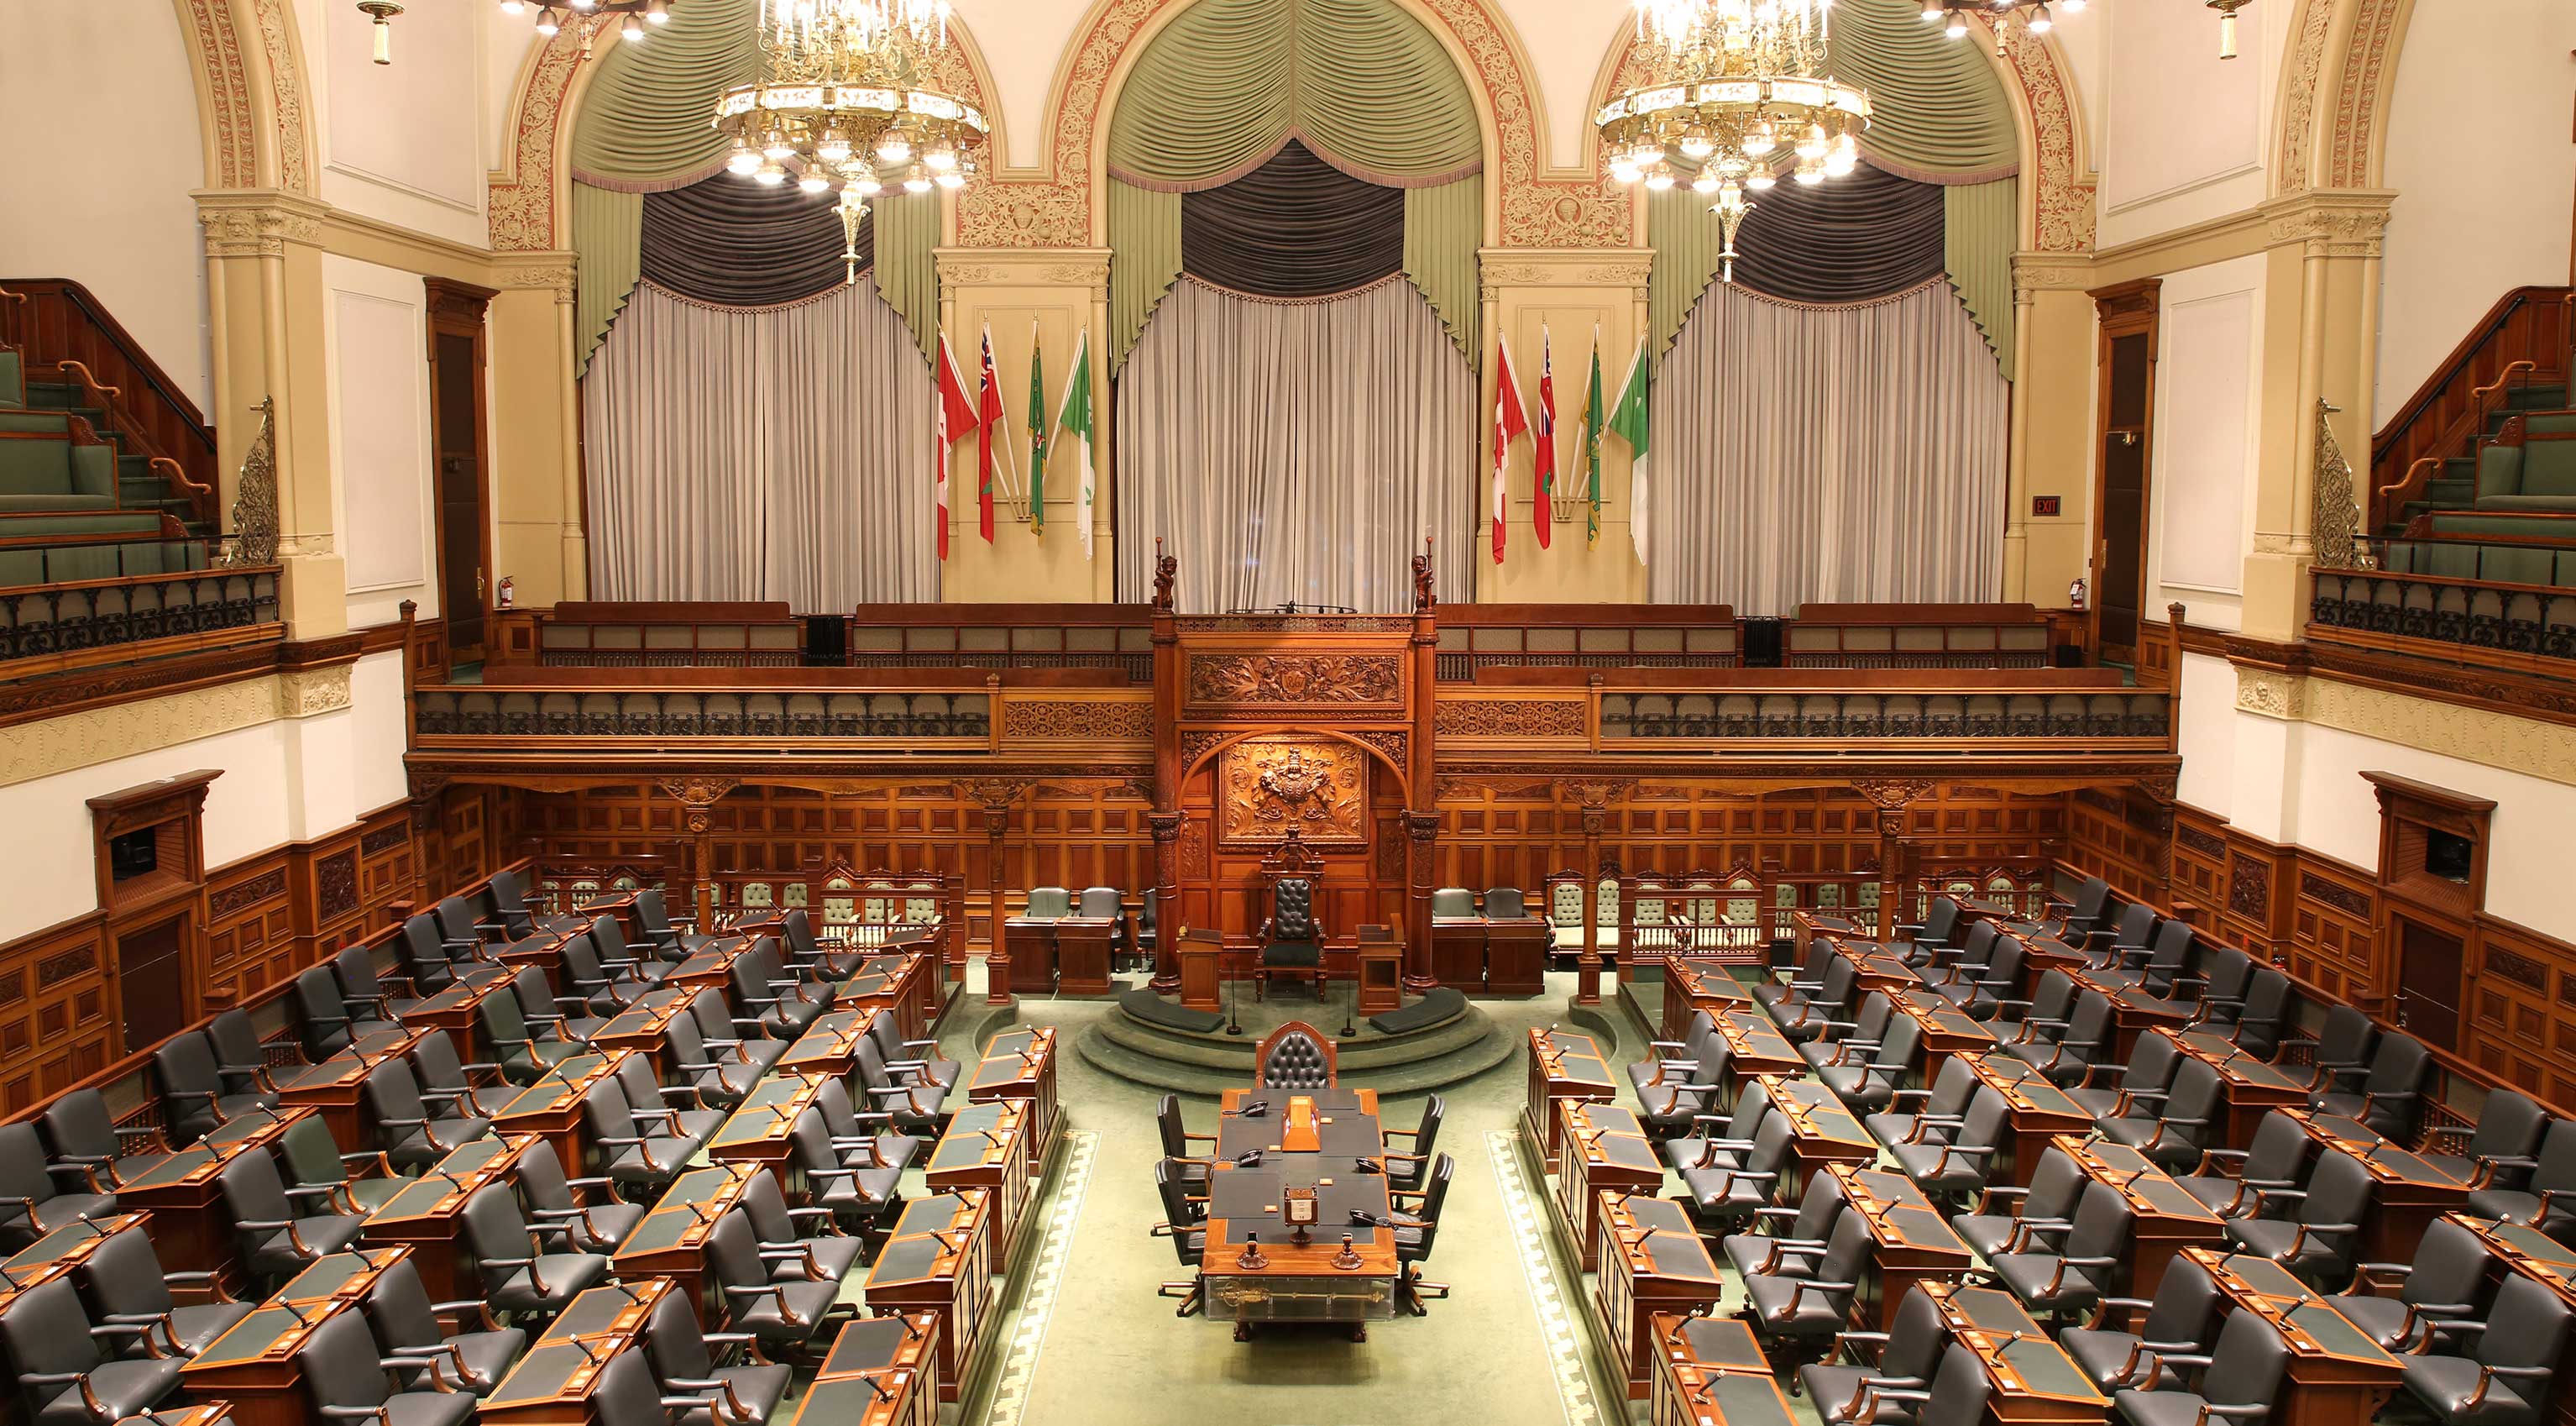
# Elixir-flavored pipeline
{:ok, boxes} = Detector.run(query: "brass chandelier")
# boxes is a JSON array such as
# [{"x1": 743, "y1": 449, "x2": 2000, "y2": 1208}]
[
  {"x1": 1597, "y1": 0, "x2": 1869, "y2": 284},
  {"x1": 714, "y1": 0, "x2": 988, "y2": 280}
]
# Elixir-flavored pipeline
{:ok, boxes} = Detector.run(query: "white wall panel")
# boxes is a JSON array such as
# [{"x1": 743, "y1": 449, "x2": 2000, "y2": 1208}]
[
  {"x1": 2149, "y1": 254, "x2": 2264, "y2": 622},
  {"x1": 2097, "y1": 0, "x2": 2275, "y2": 248},
  {"x1": 322, "y1": 254, "x2": 438, "y2": 629}
]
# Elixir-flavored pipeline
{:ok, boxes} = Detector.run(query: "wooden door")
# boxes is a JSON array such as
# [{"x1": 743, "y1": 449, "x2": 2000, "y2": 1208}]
[
  {"x1": 2088, "y1": 280, "x2": 2161, "y2": 665},
  {"x1": 112, "y1": 915, "x2": 191, "y2": 1055},
  {"x1": 2395, "y1": 920, "x2": 2463, "y2": 1051},
  {"x1": 425, "y1": 280, "x2": 497, "y2": 666}
]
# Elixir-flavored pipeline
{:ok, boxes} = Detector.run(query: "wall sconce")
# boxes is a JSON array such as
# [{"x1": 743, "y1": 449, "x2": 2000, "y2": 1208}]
[
  {"x1": 2206, "y1": 0, "x2": 2249, "y2": 59},
  {"x1": 358, "y1": 0, "x2": 404, "y2": 64}
]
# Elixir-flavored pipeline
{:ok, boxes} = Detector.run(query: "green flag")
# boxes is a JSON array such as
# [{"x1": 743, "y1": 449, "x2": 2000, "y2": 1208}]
[
  {"x1": 1582, "y1": 329, "x2": 1605, "y2": 548},
  {"x1": 1607, "y1": 335, "x2": 1651, "y2": 567},
  {"x1": 1026, "y1": 325, "x2": 1047, "y2": 534},
  {"x1": 1055, "y1": 328, "x2": 1097, "y2": 559}
]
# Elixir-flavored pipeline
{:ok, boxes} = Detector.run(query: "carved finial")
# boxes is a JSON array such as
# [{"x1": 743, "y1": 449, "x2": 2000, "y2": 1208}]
[
  {"x1": 1412, "y1": 537, "x2": 1437, "y2": 614},
  {"x1": 1152, "y1": 537, "x2": 1178, "y2": 614}
]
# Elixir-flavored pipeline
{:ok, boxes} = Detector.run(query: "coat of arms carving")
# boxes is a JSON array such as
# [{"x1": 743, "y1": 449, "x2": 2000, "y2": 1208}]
[{"x1": 1220, "y1": 739, "x2": 1367, "y2": 846}]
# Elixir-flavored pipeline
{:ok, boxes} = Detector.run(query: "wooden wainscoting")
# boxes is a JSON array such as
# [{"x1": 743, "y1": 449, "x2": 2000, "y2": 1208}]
[
  {"x1": 2064, "y1": 784, "x2": 2172, "y2": 898},
  {"x1": 2469, "y1": 917, "x2": 2576, "y2": 1107}
]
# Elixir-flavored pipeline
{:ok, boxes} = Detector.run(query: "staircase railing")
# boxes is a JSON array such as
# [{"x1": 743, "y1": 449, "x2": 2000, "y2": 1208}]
[
  {"x1": 2370, "y1": 286, "x2": 2572, "y2": 533},
  {"x1": 0, "y1": 277, "x2": 220, "y2": 527}
]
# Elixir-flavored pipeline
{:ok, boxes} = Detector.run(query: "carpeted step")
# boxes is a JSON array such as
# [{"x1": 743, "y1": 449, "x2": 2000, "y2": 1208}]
[
  {"x1": 2422, "y1": 479, "x2": 2474, "y2": 506},
  {"x1": 1075, "y1": 1021, "x2": 1517, "y2": 1098},
  {"x1": 1366, "y1": 987, "x2": 1466, "y2": 1035},
  {"x1": 2504, "y1": 386, "x2": 2568, "y2": 412},
  {"x1": 1090, "y1": 1004, "x2": 1497, "y2": 1073}
]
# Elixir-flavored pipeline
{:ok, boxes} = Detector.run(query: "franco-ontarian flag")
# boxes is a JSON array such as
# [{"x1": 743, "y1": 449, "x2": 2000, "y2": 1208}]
[
  {"x1": 1056, "y1": 328, "x2": 1097, "y2": 558},
  {"x1": 1608, "y1": 335, "x2": 1652, "y2": 567}
]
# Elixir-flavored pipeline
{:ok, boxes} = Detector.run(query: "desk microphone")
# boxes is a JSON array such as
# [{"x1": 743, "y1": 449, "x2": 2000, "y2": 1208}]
[
  {"x1": 1354, "y1": 1157, "x2": 1383, "y2": 1175},
  {"x1": 1232, "y1": 1150, "x2": 1265, "y2": 1167},
  {"x1": 1348, "y1": 1209, "x2": 1390, "y2": 1228},
  {"x1": 1232, "y1": 1100, "x2": 1269, "y2": 1118}
]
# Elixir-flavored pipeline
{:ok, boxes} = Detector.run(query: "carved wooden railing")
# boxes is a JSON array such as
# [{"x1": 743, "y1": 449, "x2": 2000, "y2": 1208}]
[
  {"x1": 2370, "y1": 285, "x2": 2571, "y2": 532},
  {"x1": 0, "y1": 278, "x2": 220, "y2": 527},
  {"x1": 0, "y1": 562, "x2": 279, "y2": 669},
  {"x1": 2310, "y1": 564, "x2": 2576, "y2": 675}
]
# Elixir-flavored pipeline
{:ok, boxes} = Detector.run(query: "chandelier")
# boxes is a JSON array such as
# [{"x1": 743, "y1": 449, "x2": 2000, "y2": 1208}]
[
  {"x1": 713, "y1": 0, "x2": 989, "y2": 281},
  {"x1": 1923, "y1": 0, "x2": 2084, "y2": 51},
  {"x1": 1598, "y1": 0, "x2": 1869, "y2": 285},
  {"x1": 491, "y1": 0, "x2": 671, "y2": 52}
]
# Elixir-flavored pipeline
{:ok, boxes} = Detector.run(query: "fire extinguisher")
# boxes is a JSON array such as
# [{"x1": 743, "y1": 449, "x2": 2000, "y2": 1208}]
[
  {"x1": 2068, "y1": 577, "x2": 2086, "y2": 611},
  {"x1": 496, "y1": 575, "x2": 516, "y2": 610}
]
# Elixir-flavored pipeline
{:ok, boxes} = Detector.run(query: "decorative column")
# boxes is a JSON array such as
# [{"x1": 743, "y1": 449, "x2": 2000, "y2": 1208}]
[
  {"x1": 1405, "y1": 548, "x2": 1440, "y2": 995},
  {"x1": 1566, "y1": 779, "x2": 1630, "y2": 1006},
  {"x1": 1852, "y1": 780, "x2": 1935, "y2": 939},
  {"x1": 658, "y1": 778, "x2": 740, "y2": 927},
  {"x1": 956, "y1": 779, "x2": 1029, "y2": 1006},
  {"x1": 1147, "y1": 548, "x2": 1184, "y2": 994},
  {"x1": 1147, "y1": 810, "x2": 1183, "y2": 990},
  {"x1": 1403, "y1": 810, "x2": 1441, "y2": 993},
  {"x1": 2003, "y1": 254, "x2": 2099, "y2": 605},
  {"x1": 488, "y1": 257, "x2": 589, "y2": 606}
]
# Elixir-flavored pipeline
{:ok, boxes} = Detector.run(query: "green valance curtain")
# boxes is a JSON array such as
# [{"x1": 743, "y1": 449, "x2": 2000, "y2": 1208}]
[
  {"x1": 1103, "y1": 0, "x2": 1484, "y2": 368},
  {"x1": 565, "y1": 0, "x2": 939, "y2": 372}
]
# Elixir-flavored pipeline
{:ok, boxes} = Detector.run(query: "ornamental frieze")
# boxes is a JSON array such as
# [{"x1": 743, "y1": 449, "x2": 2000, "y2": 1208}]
[{"x1": 1185, "y1": 654, "x2": 1403, "y2": 706}]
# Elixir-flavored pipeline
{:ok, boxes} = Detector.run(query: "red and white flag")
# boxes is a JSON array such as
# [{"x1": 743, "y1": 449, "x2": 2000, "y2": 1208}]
[
  {"x1": 934, "y1": 334, "x2": 977, "y2": 560},
  {"x1": 1533, "y1": 325, "x2": 1558, "y2": 549},
  {"x1": 1490, "y1": 337, "x2": 1529, "y2": 564},
  {"x1": 976, "y1": 323, "x2": 1006, "y2": 543}
]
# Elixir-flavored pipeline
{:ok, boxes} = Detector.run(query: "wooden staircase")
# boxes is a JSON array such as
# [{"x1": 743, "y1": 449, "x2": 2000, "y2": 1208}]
[{"x1": 0, "y1": 278, "x2": 219, "y2": 537}]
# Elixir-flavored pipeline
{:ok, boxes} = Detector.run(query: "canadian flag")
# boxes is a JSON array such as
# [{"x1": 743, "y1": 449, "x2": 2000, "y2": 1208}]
[
  {"x1": 934, "y1": 334, "x2": 977, "y2": 560},
  {"x1": 1490, "y1": 338, "x2": 1528, "y2": 564}
]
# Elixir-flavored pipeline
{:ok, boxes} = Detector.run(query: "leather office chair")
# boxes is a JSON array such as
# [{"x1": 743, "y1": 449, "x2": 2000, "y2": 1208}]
[
  {"x1": 332, "y1": 946, "x2": 427, "y2": 1025},
  {"x1": 293, "y1": 1303, "x2": 476, "y2": 1426},
  {"x1": 361, "y1": 1057, "x2": 490, "y2": 1171},
  {"x1": 291, "y1": 966, "x2": 396, "y2": 1059},
  {"x1": 2067, "y1": 1033, "x2": 2184, "y2": 1120},
  {"x1": 1891, "y1": 898, "x2": 1964, "y2": 960},
  {"x1": 1755, "y1": 937, "x2": 1840, "y2": 1015},
  {"x1": 216, "y1": 1148, "x2": 366, "y2": 1283},
  {"x1": 2419, "y1": 1090, "x2": 2549, "y2": 1185},
  {"x1": 662, "y1": 1008, "x2": 763, "y2": 1110},
  {"x1": 2181, "y1": 946, "x2": 2254, "y2": 1028},
  {"x1": 1919, "y1": 925, "x2": 2008, "y2": 1014},
  {"x1": 2220, "y1": 1147, "x2": 2374, "y2": 1285},
  {"x1": 593, "y1": 1337, "x2": 720, "y2": 1426},
  {"x1": 359, "y1": 1256, "x2": 525, "y2": 1397},
  {"x1": 2059, "y1": 1253, "x2": 2223, "y2": 1393},
  {"x1": 2390, "y1": 1273, "x2": 2570, "y2": 1426},
  {"x1": 1887, "y1": 1088, "x2": 2010, "y2": 1201},
  {"x1": 1722, "y1": 1169, "x2": 1846, "y2": 1283},
  {"x1": 2285, "y1": 1003, "x2": 2379, "y2": 1098},
  {"x1": 2330, "y1": 1216, "x2": 2495, "y2": 1352},
  {"x1": 707, "y1": 1210, "x2": 841, "y2": 1352},
  {"x1": 2021, "y1": 877, "x2": 2114, "y2": 944},
  {"x1": 1075, "y1": 884, "x2": 1122, "y2": 933},
  {"x1": 1986, "y1": 1179, "x2": 2134, "y2": 1322},
  {"x1": 1155, "y1": 1096, "x2": 1214, "y2": 1193},
  {"x1": 851, "y1": 1037, "x2": 947, "y2": 1134},
  {"x1": 395, "y1": 913, "x2": 497, "y2": 994},
  {"x1": 579, "y1": 1078, "x2": 705, "y2": 1195},
  {"x1": 2224, "y1": 967, "x2": 2294, "y2": 1060},
  {"x1": 864, "y1": 1014, "x2": 958, "y2": 1092},
  {"x1": 2097, "y1": 920, "x2": 2196, "y2": 1000},
  {"x1": 1151, "y1": 1159, "x2": 1208, "y2": 1317},
  {"x1": 1636, "y1": 1038, "x2": 1729, "y2": 1139},
  {"x1": 1814, "y1": 1014, "x2": 1920, "y2": 1115},
  {"x1": 1480, "y1": 887, "x2": 1527, "y2": 920},
  {"x1": 640, "y1": 1290, "x2": 783, "y2": 1426},
  {"x1": 1668, "y1": 1090, "x2": 1768, "y2": 1176},
  {"x1": 1254, "y1": 878, "x2": 1327, "y2": 1002},
  {"x1": 616, "y1": 1055, "x2": 724, "y2": 1140},
  {"x1": 2468, "y1": 1113, "x2": 2576, "y2": 1237},
  {"x1": 478, "y1": 973, "x2": 589, "y2": 1084},
  {"x1": 1390, "y1": 1152, "x2": 1453, "y2": 1315},
  {"x1": 729, "y1": 941, "x2": 826, "y2": 1039},
  {"x1": 1950, "y1": 1145, "x2": 2086, "y2": 1261},
  {"x1": 631, "y1": 889, "x2": 715, "y2": 961},
  {"x1": 783, "y1": 1109, "x2": 904, "y2": 1229},
  {"x1": 558, "y1": 933, "x2": 653, "y2": 1016},
  {"x1": 207, "y1": 1009, "x2": 289, "y2": 1088},
  {"x1": 1254, "y1": 1021, "x2": 1334, "y2": 1090},
  {"x1": 757, "y1": 910, "x2": 856, "y2": 983},
  {"x1": 407, "y1": 1030, "x2": 507, "y2": 1121},
  {"x1": 1900, "y1": 1341, "x2": 1997, "y2": 1426},
  {"x1": 1798, "y1": 993, "x2": 1895, "y2": 1072},
  {"x1": 1022, "y1": 887, "x2": 1072, "y2": 920},
  {"x1": 1385, "y1": 1096, "x2": 1442, "y2": 1193},
  {"x1": 1742, "y1": 1210, "x2": 1870, "y2": 1368},
  {"x1": 275, "y1": 1113, "x2": 401, "y2": 1216},
  {"x1": 150, "y1": 1030, "x2": 279, "y2": 1146},
  {"x1": 2312, "y1": 1030, "x2": 2432, "y2": 1139},
  {"x1": 2000, "y1": 985, "x2": 2113, "y2": 1085},
  {"x1": 71, "y1": 1226, "x2": 250, "y2": 1359},
  {"x1": 2173, "y1": 1109, "x2": 2316, "y2": 1219},
  {"x1": 586, "y1": 915, "x2": 673, "y2": 986},
  {"x1": 433, "y1": 895, "x2": 498, "y2": 951},
  {"x1": 1430, "y1": 888, "x2": 1477, "y2": 920},
  {"x1": 0, "y1": 1277, "x2": 185, "y2": 1426},
  {"x1": 1864, "y1": 1053, "x2": 1984, "y2": 1151},
  {"x1": 739, "y1": 1168, "x2": 865, "y2": 1287},
  {"x1": 809, "y1": 1077, "x2": 923, "y2": 1174},
  {"x1": 2086, "y1": 904, "x2": 2158, "y2": 974},
  {"x1": 1132, "y1": 889, "x2": 1160, "y2": 974},
  {"x1": 516, "y1": 965, "x2": 605, "y2": 1045},
  {"x1": 482, "y1": 868, "x2": 562, "y2": 940},
  {"x1": 513, "y1": 1139, "x2": 641, "y2": 1255},
  {"x1": 1680, "y1": 1107, "x2": 1793, "y2": 1229},
  {"x1": 1767, "y1": 955, "x2": 1861, "y2": 1043},
  {"x1": 1799, "y1": 1283, "x2": 1946, "y2": 1424},
  {"x1": 2107, "y1": 1302, "x2": 2291, "y2": 1426},
  {"x1": 1635, "y1": 1010, "x2": 1720, "y2": 1100},
  {"x1": 689, "y1": 989, "x2": 786, "y2": 1077},
  {"x1": 0, "y1": 1123, "x2": 115, "y2": 1250},
  {"x1": 457, "y1": 1182, "x2": 608, "y2": 1316},
  {"x1": 2095, "y1": 1056, "x2": 2226, "y2": 1172}
]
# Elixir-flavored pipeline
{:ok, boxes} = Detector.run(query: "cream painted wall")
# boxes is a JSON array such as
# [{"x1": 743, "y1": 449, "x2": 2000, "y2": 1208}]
[
  {"x1": 2096, "y1": 0, "x2": 2278, "y2": 250},
  {"x1": 2372, "y1": 2, "x2": 2576, "y2": 422},
  {"x1": 2172, "y1": 649, "x2": 2238, "y2": 817},
  {"x1": 0, "y1": 0, "x2": 212, "y2": 410},
  {"x1": 320, "y1": 254, "x2": 440, "y2": 628},
  {"x1": 304, "y1": 0, "x2": 492, "y2": 247},
  {"x1": 2148, "y1": 253, "x2": 2266, "y2": 632}
]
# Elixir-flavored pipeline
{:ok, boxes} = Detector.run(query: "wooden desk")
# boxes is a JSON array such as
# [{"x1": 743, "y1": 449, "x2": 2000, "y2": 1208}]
[
  {"x1": 1648, "y1": 1314, "x2": 1792, "y2": 1426},
  {"x1": 1919, "y1": 1281, "x2": 2109, "y2": 1425},
  {"x1": 1552, "y1": 1103, "x2": 1662, "y2": 1271},
  {"x1": 1595, "y1": 1193, "x2": 1725, "y2": 1399},
  {"x1": 825, "y1": 952, "x2": 934, "y2": 1042},
  {"x1": 2278, "y1": 1109, "x2": 2471, "y2": 1261},
  {"x1": 0, "y1": 1212, "x2": 151, "y2": 1315},
  {"x1": 1430, "y1": 918, "x2": 1489, "y2": 990},
  {"x1": 490, "y1": 1051, "x2": 628, "y2": 1180},
  {"x1": 270, "y1": 1025, "x2": 430, "y2": 1151},
  {"x1": 1837, "y1": 944, "x2": 1924, "y2": 993},
  {"x1": 776, "y1": 1007, "x2": 882, "y2": 1080},
  {"x1": 181, "y1": 1249, "x2": 414, "y2": 1426},
  {"x1": 610, "y1": 1162, "x2": 762, "y2": 1325},
  {"x1": 966, "y1": 1027, "x2": 1059, "y2": 1174},
  {"x1": 113, "y1": 1106, "x2": 315, "y2": 1275},
  {"x1": 924, "y1": 1100, "x2": 1032, "y2": 1273},
  {"x1": 782, "y1": 1315, "x2": 941, "y2": 1426},
  {"x1": 2051, "y1": 1135, "x2": 2228, "y2": 1299},
  {"x1": 1958, "y1": 1052, "x2": 2094, "y2": 1186},
  {"x1": 2186, "y1": 1249, "x2": 2404, "y2": 1426},
  {"x1": 708, "y1": 1071, "x2": 832, "y2": 1184},
  {"x1": 1525, "y1": 1029, "x2": 1615, "y2": 1173},
  {"x1": 480, "y1": 1279, "x2": 668, "y2": 1426},
  {"x1": 1756, "y1": 1075, "x2": 1877, "y2": 1199},
  {"x1": 1003, "y1": 916, "x2": 1115, "y2": 996},
  {"x1": 1202, "y1": 1087, "x2": 1397, "y2": 1338},
  {"x1": 1825, "y1": 1162, "x2": 1974, "y2": 1329},
  {"x1": 586, "y1": 988, "x2": 694, "y2": 1076},
  {"x1": 402, "y1": 974, "x2": 521, "y2": 1062},
  {"x1": 361, "y1": 1133, "x2": 535, "y2": 1299},
  {"x1": 2160, "y1": 1029, "x2": 2312, "y2": 1146},
  {"x1": 1887, "y1": 987, "x2": 1997, "y2": 1086},
  {"x1": 1431, "y1": 918, "x2": 1548, "y2": 996},
  {"x1": 665, "y1": 935, "x2": 758, "y2": 993},
  {"x1": 863, "y1": 1192, "x2": 994, "y2": 1401},
  {"x1": 1715, "y1": 1011, "x2": 1807, "y2": 1092},
  {"x1": 1177, "y1": 933, "x2": 1224, "y2": 1014},
  {"x1": 1662, "y1": 961, "x2": 1753, "y2": 1044}
]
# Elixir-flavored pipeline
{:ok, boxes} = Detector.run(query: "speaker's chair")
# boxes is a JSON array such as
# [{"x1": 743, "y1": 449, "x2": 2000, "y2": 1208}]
[{"x1": 1255, "y1": 877, "x2": 1328, "y2": 1001}]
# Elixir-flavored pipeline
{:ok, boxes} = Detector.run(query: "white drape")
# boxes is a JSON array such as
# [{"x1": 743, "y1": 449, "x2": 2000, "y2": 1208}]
[
  {"x1": 1115, "y1": 276, "x2": 1476, "y2": 613},
  {"x1": 582, "y1": 278, "x2": 936, "y2": 607},
  {"x1": 1647, "y1": 280, "x2": 2008, "y2": 613}
]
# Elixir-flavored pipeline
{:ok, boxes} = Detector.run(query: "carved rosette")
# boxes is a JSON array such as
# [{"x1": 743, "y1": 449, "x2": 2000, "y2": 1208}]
[{"x1": 658, "y1": 776, "x2": 741, "y2": 835}]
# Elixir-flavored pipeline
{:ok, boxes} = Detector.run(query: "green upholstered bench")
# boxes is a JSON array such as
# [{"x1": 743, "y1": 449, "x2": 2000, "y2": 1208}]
[
  {"x1": 0, "y1": 536, "x2": 205, "y2": 588},
  {"x1": 2380, "y1": 537, "x2": 2576, "y2": 587},
  {"x1": 0, "y1": 350, "x2": 20, "y2": 409},
  {"x1": 0, "y1": 412, "x2": 119, "y2": 511},
  {"x1": 2470, "y1": 413, "x2": 2576, "y2": 513}
]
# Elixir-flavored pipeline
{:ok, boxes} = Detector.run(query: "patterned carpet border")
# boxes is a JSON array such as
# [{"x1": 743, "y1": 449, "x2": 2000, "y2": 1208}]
[
  {"x1": 1486, "y1": 1128, "x2": 1607, "y2": 1426},
  {"x1": 973, "y1": 1127, "x2": 1100, "y2": 1426}
]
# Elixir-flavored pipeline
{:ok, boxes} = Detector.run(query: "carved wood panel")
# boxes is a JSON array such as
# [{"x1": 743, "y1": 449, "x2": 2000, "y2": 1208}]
[
  {"x1": 2291, "y1": 857, "x2": 2377, "y2": 1003},
  {"x1": 2469, "y1": 918, "x2": 2576, "y2": 1108},
  {"x1": 0, "y1": 921, "x2": 113, "y2": 1114}
]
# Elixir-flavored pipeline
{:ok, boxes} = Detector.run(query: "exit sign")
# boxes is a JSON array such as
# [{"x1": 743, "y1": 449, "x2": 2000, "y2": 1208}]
[{"x1": 2032, "y1": 495, "x2": 2062, "y2": 516}]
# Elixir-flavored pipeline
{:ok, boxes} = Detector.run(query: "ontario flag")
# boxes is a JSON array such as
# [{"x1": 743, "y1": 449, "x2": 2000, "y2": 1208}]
[
  {"x1": 1533, "y1": 325, "x2": 1557, "y2": 549},
  {"x1": 1490, "y1": 336, "x2": 1528, "y2": 563},
  {"x1": 934, "y1": 333, "x2": 977, "y2": 559}
]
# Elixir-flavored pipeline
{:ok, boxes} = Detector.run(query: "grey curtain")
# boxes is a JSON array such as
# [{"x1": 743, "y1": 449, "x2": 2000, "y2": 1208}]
[
  {"x1": 582, "y1": 279, "x2": 936, "y2": 607},
  {"x1": 1115, "y1": 277, "x2": 1475, "y2": 613},
  {"x1": 1648, "y1": 281, "x2": 2006, "y2": 613}
]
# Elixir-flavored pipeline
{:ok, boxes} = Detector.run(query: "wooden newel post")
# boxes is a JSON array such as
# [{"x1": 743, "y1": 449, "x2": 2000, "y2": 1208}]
[
  {"x1": 1577, "y1": 800, "x2": 1607, "y2": 1006},
  {"x1": 1149, "y1": 542, "x2": 1184, "y2": 995},
  {"x1": 983, "y1": 795, "x2": 1013, "y2": 1007},
  {"x1": 1148, "y1": 810, "x2": 1182, "y2": 990},
  {"x1": 1403, "y1": 812, "x2": 1439, "y2": 993}
]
